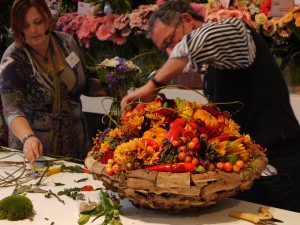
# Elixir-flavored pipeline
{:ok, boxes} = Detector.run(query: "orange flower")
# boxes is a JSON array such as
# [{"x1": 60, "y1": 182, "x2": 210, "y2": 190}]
[
  {"x1": 281, "y1": 12, "x2": 293, "y2": 24},
  {"x1": 263, "y1": 19, "x2": 277, "y2": 37},
  {"x1": 108, "y1": 127, "x2": 123, "y2": 138},
  {"x1": 113, "y1": 139, "x2": 139, "y2": 165},
  {"x1": 295, "y1": 17, "x2": 300, "y2": 27}
]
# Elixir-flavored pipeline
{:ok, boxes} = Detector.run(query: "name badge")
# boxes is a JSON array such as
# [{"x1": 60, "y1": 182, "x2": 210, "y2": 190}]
[{"x1": 66, "y1": 51, "x2": 80, "y2": 68}]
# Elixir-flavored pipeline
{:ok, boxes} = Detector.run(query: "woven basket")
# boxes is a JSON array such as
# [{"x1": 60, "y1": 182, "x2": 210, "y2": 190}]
[{"x1": 84, "y1": 155, "x2": 268, "y2": 212}]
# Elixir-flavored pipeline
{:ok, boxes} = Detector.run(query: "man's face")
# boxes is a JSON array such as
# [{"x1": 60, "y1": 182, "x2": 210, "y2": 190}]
[{"x1": 151, "y1": 18, "x2": 193, "y2": 55}]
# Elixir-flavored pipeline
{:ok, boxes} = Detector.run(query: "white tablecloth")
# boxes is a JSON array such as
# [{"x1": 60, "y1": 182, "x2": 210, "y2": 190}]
[{"x1": 1, "y1": 151, "x2": 299, "y2": 225}]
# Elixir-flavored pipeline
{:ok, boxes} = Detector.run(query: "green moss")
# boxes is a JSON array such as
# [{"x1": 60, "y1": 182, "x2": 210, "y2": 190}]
[{"x1": 0, "y1": 195, "x2": 33, "y2": 221}]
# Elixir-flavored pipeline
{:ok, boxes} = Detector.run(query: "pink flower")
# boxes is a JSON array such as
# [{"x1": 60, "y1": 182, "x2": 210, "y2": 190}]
[
  {"x1": 82, "y1": 37, "x2": 91, "y2": 48},
  {"x1": 121, "y1": 27, "x2": 131, "y2": 37},
  {"x1": 110, "y1": 32, "x2": 127, "y2": 45},
  {"x1": 114, "y1": 14, "x2": 130, "y2": 30},
  {"x1": 70, "y1": 20, "x2": 79, "y2": 30},
  {"x1": 156, "y1": 0, "x2": 167, "y2": 6},
  {"x1": 57, "y1": 16, "x2": 67, "y2": 26},
  {"x1": 77, "y1": 23, "x2": 91, "y2": 39},
  {"x1": 96, "y1": 25, "x2": 113, "y2": 40},
  {"x1": 106, "y1": 14, "x2": 119, "y2": 27},
  {"x1": 190, "y1": 3, "x2": 206, "y2": 17}
]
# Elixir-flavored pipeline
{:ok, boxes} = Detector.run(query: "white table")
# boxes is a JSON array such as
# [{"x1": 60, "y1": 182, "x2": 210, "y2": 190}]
[{"x1": 1, "y1": 151, "x2": 299, "y2": 225}]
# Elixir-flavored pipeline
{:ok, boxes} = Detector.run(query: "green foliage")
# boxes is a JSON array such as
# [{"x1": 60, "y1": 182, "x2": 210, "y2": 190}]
[
  {"x1": 78, "y1": 190, "x2": 122, "y2": 225},
  {"x1": 0, "y1": 195, "x2": 33, "y2": 221},
  {"x1": 57, "y1": 187, "x2": 83, "y2": 200}
]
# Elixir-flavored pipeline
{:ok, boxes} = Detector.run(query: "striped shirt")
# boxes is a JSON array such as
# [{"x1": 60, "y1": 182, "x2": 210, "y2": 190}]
[{"x1": 169, "y1": 17, "x2": 256, "y2": 73}]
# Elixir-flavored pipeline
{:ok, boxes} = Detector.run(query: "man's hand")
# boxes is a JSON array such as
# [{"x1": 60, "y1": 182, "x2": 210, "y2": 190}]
[{"x1": 121, "y1": 82, "x2": 159, "y2": 116}]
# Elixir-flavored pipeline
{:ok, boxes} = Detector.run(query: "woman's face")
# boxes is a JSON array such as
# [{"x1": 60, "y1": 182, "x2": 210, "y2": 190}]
[{"x1": 23, "y1": 6, "x2": 49, "y2": 49}]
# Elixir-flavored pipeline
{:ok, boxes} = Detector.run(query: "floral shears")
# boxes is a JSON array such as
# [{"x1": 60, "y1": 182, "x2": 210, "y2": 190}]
[{"x1": 229, "y1": 207, "x2": 283, "y2": 224}]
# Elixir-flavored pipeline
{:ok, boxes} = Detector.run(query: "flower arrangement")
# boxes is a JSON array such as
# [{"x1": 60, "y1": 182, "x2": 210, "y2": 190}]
[
  {"x1": 96, "y1": 56, "x2": 151, "y2": 127},
  {"x1": 96, "y1": 56, "x2": 146, "y2": 98},
  {"x1": 88, "y1": 95, "x2": 266, "y2": 175},
  {"x1": 56, "y1": 4, "x2": 158, "y2": 48},
  {"x1": 255, "y1": 6, "x2": 300, "y2": 88}
]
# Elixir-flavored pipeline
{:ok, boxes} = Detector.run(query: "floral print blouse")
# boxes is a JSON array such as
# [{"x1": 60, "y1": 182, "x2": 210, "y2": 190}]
[{"x1": 0, "y1": 31, "x2": 100, "y2": 159}]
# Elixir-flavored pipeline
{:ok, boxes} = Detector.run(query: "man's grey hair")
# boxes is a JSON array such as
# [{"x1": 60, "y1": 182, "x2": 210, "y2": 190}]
[{"x1": 146, "y1": 0, "x2": 205, "y2": 39}]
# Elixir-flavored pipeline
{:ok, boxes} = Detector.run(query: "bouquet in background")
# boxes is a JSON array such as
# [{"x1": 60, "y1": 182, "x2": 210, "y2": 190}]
[
  {"x1": 96, "y1": 57, "x2": 146, "y2": 99},
  {"x1": 255, "y1": 6, "x2": 300, "y2": 87},
  {"x1": 96, "y1": 57, "x2": 149, "y2": 127}
]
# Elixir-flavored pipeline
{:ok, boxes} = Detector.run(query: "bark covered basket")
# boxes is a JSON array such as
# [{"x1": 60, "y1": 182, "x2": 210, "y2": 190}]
[{"x1": 84, "y1": 155, "x2": 268, "y2": 212}]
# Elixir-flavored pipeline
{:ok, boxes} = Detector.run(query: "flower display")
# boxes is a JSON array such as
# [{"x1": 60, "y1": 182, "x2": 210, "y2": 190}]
[
  {"x1": 56, "y1": 4, "x2": 158, "y2": 48},
  {"x1": 255, "y1": 6, "x2": 300, "y2": 87},
  {"x1": 96, "y1": 56, "x2": 146, "y2": 98},
  {"x1": 89, "y1": 96, "x2": 266, "y2": 175}
]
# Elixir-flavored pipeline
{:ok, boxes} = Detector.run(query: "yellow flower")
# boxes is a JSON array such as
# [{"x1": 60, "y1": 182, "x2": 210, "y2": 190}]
[
  {"x1": 294, "y1": 12, "x2": 300, "y2": 20},
  {"x1": 221, "y1": 118, "x2": 241, "y2": 137},
  {"x1": 129, "y1": 114, "x2": 144, "y2": 129},
  {"x1": 281, "y1": 12, "x2": 294, "y2": 24},
  {"x1": 113, "y1": 139, "x2": 139, "y2": 165},
  {"x1": 211, "y1": 140, "x2": 226, "y2": 156},
  {"x1": 137, "y1": 139, "x2": 160, "y2": 165},
  {"x1": 277, "y1": 27, "x2": 291, "y2": 38},
  {"x1": 290, "y1": 6, "x2": 300, "y2": 13},
  {"x1": 295, "y1": 17, "x2": 300, "y2": 27},
  {"x1": 100, "y1": 142, "x2": 110, "y2": 153},
  {"x1": 263, "y1": 19, "x2": 277, "y2": 37},
  {"x1": 255, "y1": 13, "x2": 268, "y2": 25},
  {"x1": 108, "y1": 128, "x2": 123, "y2": 138},
  {"x1": 225, "y1": 137, "x2": 246, "y2": 155}
]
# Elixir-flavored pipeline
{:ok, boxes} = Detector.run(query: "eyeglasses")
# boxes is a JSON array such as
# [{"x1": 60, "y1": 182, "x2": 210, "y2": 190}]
[{"x1": 161, "y1": 18, "x2": 182, "y2": 52}]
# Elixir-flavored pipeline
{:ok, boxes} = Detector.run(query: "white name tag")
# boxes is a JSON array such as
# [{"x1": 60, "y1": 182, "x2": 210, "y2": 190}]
[
  {"x1": 78, "y1": 2, "x2": 94, "y2": 15},
  {"x1": 66, "y1": 51, "x2": 79, "y2": 68}
]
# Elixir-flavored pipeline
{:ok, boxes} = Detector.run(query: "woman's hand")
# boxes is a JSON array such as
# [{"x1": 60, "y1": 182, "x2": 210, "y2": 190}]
[{"x1": 23, "y1": 136, "x2": 43, "y2": 164}]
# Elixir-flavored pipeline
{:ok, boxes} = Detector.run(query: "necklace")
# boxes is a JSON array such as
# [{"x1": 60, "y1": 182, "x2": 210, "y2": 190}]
[{"x1": 29, "y1": 43, "x2": 51, "y2": 63}]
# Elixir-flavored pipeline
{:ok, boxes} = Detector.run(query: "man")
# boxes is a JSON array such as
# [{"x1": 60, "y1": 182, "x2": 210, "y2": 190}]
[{"x1": 121, "y1": 0, "x2": 300, "y2": 212}]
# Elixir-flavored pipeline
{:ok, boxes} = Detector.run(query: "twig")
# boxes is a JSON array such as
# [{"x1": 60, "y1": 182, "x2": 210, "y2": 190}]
[
  {"x1": 36, "y1": 162, "x2": 50, "y2": 186},
  {"x1": 49, "y1": 189, "x2": 65, "y2": 204}
]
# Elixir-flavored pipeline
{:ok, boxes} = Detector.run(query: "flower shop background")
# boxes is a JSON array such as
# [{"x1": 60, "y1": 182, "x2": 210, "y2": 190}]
[{"x1": 1, "y1": 0, "x2": 300, "y2": 147}]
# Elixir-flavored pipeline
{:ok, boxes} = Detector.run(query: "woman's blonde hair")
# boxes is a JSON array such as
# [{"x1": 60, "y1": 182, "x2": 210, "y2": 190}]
[{"x1": 11, "y1": 0, "x2": 52, "y2": 48}]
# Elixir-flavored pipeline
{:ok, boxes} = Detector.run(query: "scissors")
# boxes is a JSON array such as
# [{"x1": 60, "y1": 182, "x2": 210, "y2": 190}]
[{"x1": 229, "y1": 207, "x2": 283, "y2": 224}]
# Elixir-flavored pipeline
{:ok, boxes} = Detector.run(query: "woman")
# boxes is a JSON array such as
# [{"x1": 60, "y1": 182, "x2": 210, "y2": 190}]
[{"x1": 0, "y1": 0, "x2": 107, "y2": 163}]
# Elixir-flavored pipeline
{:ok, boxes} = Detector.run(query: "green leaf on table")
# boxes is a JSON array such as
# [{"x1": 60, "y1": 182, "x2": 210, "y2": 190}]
[
  {"x1": 61, "y1": 164, "x2": 84, "y2": 173},
  {"x1": 57, "y1": 187, "x2": 83, "y2": 200},
  {"x1": 75, "y1": 178, "x2": 88, "y2": 183},
  {"x1": 77, "y1": 190, "x2": 123, "y2": 225},
  {"x1": 54, "y1": 182, "x2": 65, "y2": 186}
]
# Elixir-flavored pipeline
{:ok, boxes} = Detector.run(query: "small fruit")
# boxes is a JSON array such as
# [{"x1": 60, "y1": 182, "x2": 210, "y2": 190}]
[
  {"x1": 177, "y1": 152, "x2": 186, "y2": 161},
  {"x1": 191, "y1": 157, "x2": 199, "y2": 166},
  {"x1": 184, "y1": 155, "x2": 192, "y2": 163},
  {"x1": 223, "y1": 162, "x2": 233, "y2": 172},
  {"x1": 107, "y1": 158, "x2": 115, "y2": 165},
  {"x1": 105, "y1": 167, "x2": 113, "y2": 176},
  {"x1": 112, "y1": 164, "x2": 121, "y2": 173},
  {"x1": 235, "y1": 160, "x2": 245, "y2": 169},
  {"x1": 172, "y1": 140, "x2": 180, "y2": 147},
  {"x1": 216, "y1": 162, "x2": 224, "y2": 170},
  {"x1": 178, "y1": 145, "x2": 187, "y2": 152},
  {"x1": 233, "y1": 164, "x2": 241, "y2": 173},
  {"x1": 187, "y1": 141, "x2": 197, "y2": 150}
]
